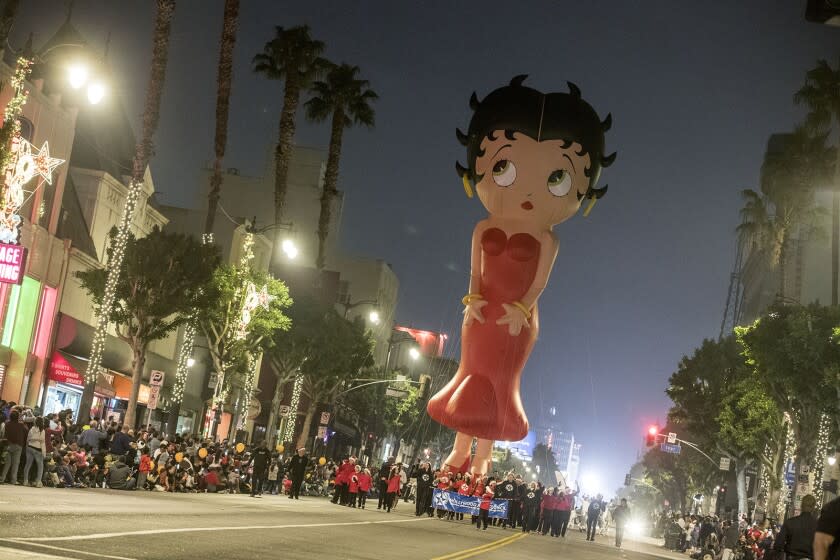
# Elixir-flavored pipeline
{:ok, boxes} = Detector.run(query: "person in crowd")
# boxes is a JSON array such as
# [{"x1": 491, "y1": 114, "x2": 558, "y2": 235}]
[
  {"x1": 721, "y1": 520, "x2": 741, "y2": 560},
  {"x1": 541, "y1": 487, "x2": 558, "y2": 536},
  {"x1": 586, "y1": 493, "x2": 605, "y2": 542},
  {"x1": 227, "y1": 468, "x2": 240, "y2": 494},
  {"x1": 23, "y1": 416, "x2": 46, "y2": 487},
  {"x1": 0, "y1": 409, "x2": 27, "y2": 484},
  {"x1": 266, "y1": 460, "x2": 280, "y2": 495},
  {"x1": 613, "y1": 498, "x2": 630, "y2": 548},
  {"x1": 497, "y1": 473, "x2": 518, "y2": 529},
  {"x1": 110, "y1": 425, "x2": 132, "y2": 457},
  {"x1": 377, "y1": 456, "x2": 394, "y2": 510},
  {"x1": 288, "y1": 447, "x2": 308, "y2": 500},
  {"x1": 773, "y1": 494, "x2": 816, "y2": 560},
  {"x1": 204, "y1": 466, "x2": 220, "y2": 493},
  {"x1": 105, "y1": 455, "x2": 135, "y2": 490},
  {"x1": 138, "y1": 448, "x2": 151, "y2": 490},
  {"x1": 77, "y1": 420, "x2": 106, "y2": 454}
]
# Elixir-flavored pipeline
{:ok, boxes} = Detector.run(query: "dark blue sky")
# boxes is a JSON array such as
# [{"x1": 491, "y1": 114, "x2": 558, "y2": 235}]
[{"x1": 15, "y1": 1, "x2": 839, "y2": 493}]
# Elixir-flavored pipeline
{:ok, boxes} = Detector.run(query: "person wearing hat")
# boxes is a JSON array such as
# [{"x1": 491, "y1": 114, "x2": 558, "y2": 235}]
[
  {"x1": 288, "y1": 447, "x2": 308, "y2": 500},
  {"x1": 377, "y1": 456, "x2": 395, "y2": 510},
  {"x1": 775, "y1": 494, "x2": 816, "y2": 559}
]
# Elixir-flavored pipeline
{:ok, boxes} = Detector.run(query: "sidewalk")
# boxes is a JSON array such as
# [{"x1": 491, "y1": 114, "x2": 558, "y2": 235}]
[{"x1": 621, "y1": 535, "x2": 690, "y2": 560}]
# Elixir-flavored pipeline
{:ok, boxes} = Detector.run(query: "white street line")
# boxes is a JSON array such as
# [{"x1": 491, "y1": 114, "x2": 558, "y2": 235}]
[
  {"x1": 1, "y1": 540, "x2": 135, "y2": 560},
  {"x1": 15, "y1": 516, "x2": 431, "y2": 542}
]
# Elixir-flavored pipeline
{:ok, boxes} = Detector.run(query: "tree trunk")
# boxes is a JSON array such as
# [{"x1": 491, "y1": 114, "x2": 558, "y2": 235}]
[
  {"x1": 166, "y1": 403, "x2": 180, "y2": 438},
  {"x1": 203, "y1": 0, "x2": 240, "y2": 237},
  {"x1": 77, "y1": 381, "x2": 95, "y2": 426},
  {"x1": 123, "y1": 344, "x2": 148, "y2": 430},
  {"x1": 270, "y1": 80, "x2": 301, "y2": 271},
  {"x1": 736, "y1": 463, "x2": 748, "y2": 518},
  {"x1": 265, "y1": 376, "x2": 284, "y2": 448},
  {"x1": 295, "y1": 402, "x2": 317, "y2": 450},
  {"x1": 832, "y1": 187, "x2": 838, "y2": 306},
  {"x1": 315, "y1": 110, "x2": 345, "y2": 270},
  {"x1": 778, "y1": 236, "x2": 788, "y2": 299}
]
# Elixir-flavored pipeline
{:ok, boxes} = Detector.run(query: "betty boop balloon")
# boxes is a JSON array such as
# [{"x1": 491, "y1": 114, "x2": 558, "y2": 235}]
[{"x1": 427, "y1": 75, "x2": 615, "y2": 475}]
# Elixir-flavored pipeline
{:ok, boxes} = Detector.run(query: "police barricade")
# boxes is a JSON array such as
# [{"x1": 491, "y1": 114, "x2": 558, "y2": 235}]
[{"x1": 431, "y1": 489, "x2": 509, "y2": 519}]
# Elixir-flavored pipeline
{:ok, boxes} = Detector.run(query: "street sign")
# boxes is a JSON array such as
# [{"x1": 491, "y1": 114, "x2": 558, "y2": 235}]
[
  {"x1": 320, "y1": 412, "x2": 331, "y2": 425},
  {"x1": 720, "y1": 457, "x2": 731, "y2": 471},
  {"x1": 147, "y1": 370, "x2": 165, "y2": 411},
  {"x1": 278, "y1": 405, "x2": 291, "y2": 417},
  {"x1": 385, "y1": 388, "x2": 408, "y2": 398},
  {"x1": 660, "y1": 443, "x2": 681, "y2": 454},
  {"x1": 667, "y1": 432, "x2": 677, "y2": 444}
]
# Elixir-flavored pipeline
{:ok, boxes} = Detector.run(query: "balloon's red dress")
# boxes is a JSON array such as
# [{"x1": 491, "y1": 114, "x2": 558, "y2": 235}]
[{"x1": 427, "y1": 227, "x2": 539, "y2": 441}]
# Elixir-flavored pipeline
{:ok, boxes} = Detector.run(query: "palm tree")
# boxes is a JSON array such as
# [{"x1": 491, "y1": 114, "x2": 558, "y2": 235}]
[
  {"x1": 0, "y1": 0, "x2": 20, "y2": 56},
  {"x1": 203, "y1": 0, "x2": 240, "y2": 237},
  {"x1": 795, "y1": 59, "x2": 840, "y2": 305},
  {"x1": 253, "y1": 25, "x2": 326, "y2": 266},
  {"x1": 305, "y1": 63, "x2": 378, "y2": 270},
  {"x1": 738, "y1": 128, "x2": 832, "y2": 299},
  {"x1": 79, "y1": 0, "x2": 176, "y2": 425}
]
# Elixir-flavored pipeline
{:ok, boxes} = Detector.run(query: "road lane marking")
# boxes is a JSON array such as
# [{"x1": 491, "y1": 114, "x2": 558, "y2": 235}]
[
  {"x1": 13, "y1": 516, "x2": 432, "y2": 542},
  {"x1": 0, "y1": 540, "x2": 135, "y2": 560},
  {"x1": 430, "y1": 532, "x2": 528, "y2": 560}
]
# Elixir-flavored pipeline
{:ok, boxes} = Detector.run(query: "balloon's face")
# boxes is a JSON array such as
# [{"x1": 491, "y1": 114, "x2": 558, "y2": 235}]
[{"x1": 475, "y1": 131, "x2": 591, "y2": 227}]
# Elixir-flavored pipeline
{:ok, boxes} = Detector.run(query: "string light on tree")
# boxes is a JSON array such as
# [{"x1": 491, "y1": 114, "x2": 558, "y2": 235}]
[
  {"x1": 171, "y1": 319, "x2": 196, "y2": 405},
  {"x1": 237, "y1": 354, "x2": 258, "y2": 430},
  {"x1": 779, "y1": 413, "x2": 796, "y2": 520},
  {"x1": 814, "y1": 413, "x2": 832, "y2": 509},
  {"x1": 282, "y1": 373, "x2": 303, "y2": 444}
]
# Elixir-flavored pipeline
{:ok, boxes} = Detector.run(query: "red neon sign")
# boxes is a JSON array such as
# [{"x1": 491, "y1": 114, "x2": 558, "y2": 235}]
[{"x1": 0, "y1": 243, "x2": 26, "y2": 284}]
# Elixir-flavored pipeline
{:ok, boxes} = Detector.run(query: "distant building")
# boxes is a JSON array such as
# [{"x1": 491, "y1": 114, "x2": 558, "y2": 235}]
[{"x1": 739, "y1": 133, "x2": 835, "y2": 323}]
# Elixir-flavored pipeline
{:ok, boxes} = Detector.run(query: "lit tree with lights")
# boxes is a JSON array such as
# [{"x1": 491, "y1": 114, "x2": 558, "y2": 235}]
[
  {"x1": 75, "y1": 228, "x2": 220, "y2": 428},
  {"x1": 194, "y1": 258, "x2": 291, "y2": 439},
  {"x1": 81, "y1": 0, "x2": 176, "y2": 423}
]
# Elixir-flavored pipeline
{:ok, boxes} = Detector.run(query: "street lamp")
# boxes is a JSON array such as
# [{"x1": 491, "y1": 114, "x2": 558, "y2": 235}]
[
  {"x1": 368, "y1": 310, "x2": 381, "y2": 325},
  {"x1": 67, "y1": 64, "x2": 88, "y2": 89},
  {"x1": 186, "y1": 358, "x2": 196, "y2": 368},
  {"x1": 281, "y1": 239, "x2": 298, "y2": 260},
  {"x1": 409, "y1": 347, "x2": 421, "y2": 361}
]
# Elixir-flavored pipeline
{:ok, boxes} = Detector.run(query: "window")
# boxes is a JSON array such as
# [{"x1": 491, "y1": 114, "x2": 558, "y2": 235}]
[{"x1": 18, "y1": 117, "x2": 34, "y2": 143}]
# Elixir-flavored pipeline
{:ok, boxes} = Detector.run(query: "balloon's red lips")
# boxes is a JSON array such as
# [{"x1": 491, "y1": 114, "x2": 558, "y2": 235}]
[{"x1": 521, "y1": 201, "x2": 533, "y2": 210}]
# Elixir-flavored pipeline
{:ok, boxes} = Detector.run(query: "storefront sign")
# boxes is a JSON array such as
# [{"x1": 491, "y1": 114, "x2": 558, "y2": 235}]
[
  {"x1": 48, "y1": 352, "x2": 84, "y2": 385},
  {"x1": 320, "y1": 411, "x2": 331, "y2": 425},
  {"x1": 0, "y1": 243, "x2": 26, "y2": 284}
]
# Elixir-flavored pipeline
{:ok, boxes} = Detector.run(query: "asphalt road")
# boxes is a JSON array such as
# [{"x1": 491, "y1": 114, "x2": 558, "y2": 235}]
[{"x1": 0, "y1": 486, "x2": 680, "y2": 560}]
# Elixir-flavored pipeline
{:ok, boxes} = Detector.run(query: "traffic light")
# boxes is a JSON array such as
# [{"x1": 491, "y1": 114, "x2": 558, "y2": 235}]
[
  {"x1": 366, "y1": 432, "x2": 375, "y2": 440},
  {"x1": 418, "y1": 374, "x2": 432, "y2": 400},
  {"x1": 624, "y1": 474, "x2": 632, "y2": 486},
  {"x1": 645, "y1": 425, "x2": 659, "y2": 447}
]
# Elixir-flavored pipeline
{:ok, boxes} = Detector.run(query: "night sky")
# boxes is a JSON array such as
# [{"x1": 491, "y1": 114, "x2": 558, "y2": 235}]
[{"x1": 14, "y1": 1, "x2": 839, "y2": 493}]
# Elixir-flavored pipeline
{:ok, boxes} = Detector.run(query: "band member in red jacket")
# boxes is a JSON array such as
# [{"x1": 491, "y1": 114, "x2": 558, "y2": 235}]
[
  {"x1": 385, "y1": 465, "x2": 402, "y2": 512},
  {"x1": 541, "y1": 487, "x2": 560, "y2": 536},
  {"x1": 348, "y1": 465, "x2": 361, "y2": 507},
  {"x1": 556, "y1": 484, "x2": 579, "y2": 537},
  {"x1": 332, "y1": 457, "x2": 356, "y2": 505},
  {"x1": 477, "y1": 482, "x2": 496, "y2": 530},
  {"x1": 357, "y1": 468, "x2": 372, "y2": 509}
]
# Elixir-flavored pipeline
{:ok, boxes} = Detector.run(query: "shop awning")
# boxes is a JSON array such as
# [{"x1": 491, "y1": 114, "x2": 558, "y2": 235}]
[{"x1": 48, "y1": 351, "x2": 116, "y2": 398}]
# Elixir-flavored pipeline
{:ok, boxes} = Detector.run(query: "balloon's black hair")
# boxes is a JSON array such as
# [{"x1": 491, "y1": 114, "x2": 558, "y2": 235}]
[{"x1": 455, "y1": 75, "x2": 615, "y2": 199}]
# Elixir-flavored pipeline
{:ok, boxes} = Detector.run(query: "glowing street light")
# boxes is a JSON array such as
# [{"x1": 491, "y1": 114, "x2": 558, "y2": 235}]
[
  {"x1": 409, "y1": 347, "x2": 421, "y2": 361},
  {"x1": 368, "y1": 310, "x2": 381, "y2": 325},
  {"x1": 87, "y1": 82, "x2": 106, "y2": 105},
  {"x1": 68, "y1": 64, "x2": 88, "y2": 89},
  {"x1": 281, "y1": 239, "x2": 298, "y2": 260},
  {"x1": 186, "y1": 358, "x2": 196, "y2": 368},
  {"x1": 829, "y1": 455, "x2": 837, "y2": 467}
]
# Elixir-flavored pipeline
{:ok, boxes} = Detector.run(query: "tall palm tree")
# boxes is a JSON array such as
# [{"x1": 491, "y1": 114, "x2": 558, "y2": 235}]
[
  {"x1": 0, "y1": 0, "x2": 20, "y2": 56},
  {"x1": 738, "y1": 128, "x2": 832, "y2": 300},
  {"x1": 80, "y1": 0, "x2": 176, "y2": 425},
  {"x1": 203, "y1": 0, "x2": 240, "y2": 237},
  {"x1": 795, "y1": 59, "x2": 840, "y2": 306},
  {"x1": 253, "y1": 25, "x2": 325, "y2": 267},
  {"x1": 305, "y1": 63, "x2": 378, "y2": 270}
]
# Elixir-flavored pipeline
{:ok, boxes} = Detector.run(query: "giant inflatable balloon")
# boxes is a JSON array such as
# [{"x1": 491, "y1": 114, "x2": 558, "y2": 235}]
[{"x1": 427, "y1": 76, "x2": 615, "y2": 475}]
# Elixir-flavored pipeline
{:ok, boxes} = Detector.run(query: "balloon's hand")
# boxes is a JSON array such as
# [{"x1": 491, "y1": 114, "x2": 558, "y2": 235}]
[
  {"x1": 496, "y1": 303, "x2": 531, "y2": 336},
  {"x1": 463, "y1": 299, "x2": 487, "y2": 326}
]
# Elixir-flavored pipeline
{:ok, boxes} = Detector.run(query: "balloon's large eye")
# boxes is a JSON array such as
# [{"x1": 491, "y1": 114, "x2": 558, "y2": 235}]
[
  {"x1": 492, "y1": 159, "x2": 516, "y2": 187},
  {"x1": 547, "y1": 169, "x2": 572, "y2": 197}
]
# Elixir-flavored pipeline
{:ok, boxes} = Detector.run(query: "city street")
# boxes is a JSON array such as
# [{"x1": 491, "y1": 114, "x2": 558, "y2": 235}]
[{"x1": 0, "y1": 486, "x2": 680, "y2": 560}]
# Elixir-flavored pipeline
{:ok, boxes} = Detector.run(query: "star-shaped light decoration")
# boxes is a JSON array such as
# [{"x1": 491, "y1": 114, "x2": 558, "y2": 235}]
[{"x1": 29, "y1": 140, "x2": 65, "y2": 185}]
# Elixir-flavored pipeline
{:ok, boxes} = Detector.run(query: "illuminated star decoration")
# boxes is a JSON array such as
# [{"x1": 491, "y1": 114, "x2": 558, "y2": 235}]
[
  {"x1": 30, "y1": 141, "x2": 65, "y2": 185},
  {"x1": 236, "y1": 282, "x2": 274, "y2": 339}
]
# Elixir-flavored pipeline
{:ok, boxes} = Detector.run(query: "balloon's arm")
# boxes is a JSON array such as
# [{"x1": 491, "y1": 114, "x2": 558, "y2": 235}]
[
  {"x1": 468, "y1": 220, "x2": 491, "y2": 296},
  {"x1": 520, "y1": 232, "x2": 559, "y2": 310}
]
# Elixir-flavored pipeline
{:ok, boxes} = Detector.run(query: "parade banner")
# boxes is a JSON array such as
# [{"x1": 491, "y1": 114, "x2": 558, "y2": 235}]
[{"x1": 431, "y1": 489, "x2": 509, "y2": 519}]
